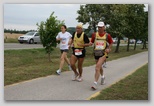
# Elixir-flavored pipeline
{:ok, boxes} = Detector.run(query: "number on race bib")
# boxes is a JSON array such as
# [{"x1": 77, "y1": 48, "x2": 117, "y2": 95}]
[
  {"x1": 74, "y1": 49, "x2": 82, "y2": 56},
  {"x1": 95, "y1": 40, "x2": 105, "y2": 50}
]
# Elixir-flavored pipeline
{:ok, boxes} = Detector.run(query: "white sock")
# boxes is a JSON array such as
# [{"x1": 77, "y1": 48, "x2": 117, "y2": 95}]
[
  {"x1": 58, "y1": 69, "x2": 61, "y2": 72},
  {"x1": 101, "y1": 75, "x2": 105, "y2": 78},
  {"x1": 94, "y1": 81, "x2": 97, "y2": 85}
]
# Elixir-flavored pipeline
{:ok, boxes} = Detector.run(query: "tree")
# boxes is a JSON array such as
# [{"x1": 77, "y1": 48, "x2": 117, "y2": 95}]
[
  {"x1": 76, "y1": 4, "x2": 147, "y2": 52},
  {"x1": 107, "y1": 4, "x2": 128, "y2": 53},
  {"x1": 124, "y1": 4, "x2": 145, "y2": 51},
  {"x1": 76, "y1": 4, "x2": 111, "y2": 32},
  {"x1": 67, "y1": 27, "x2": 76, "y2": 35},
  {"x1": 140, "y1": 11, "x2": 148, "y2": 49},
  {"x1": 77, "y1": 4, "x2": 128, "y2": 53},
  {"x1": 37, "y1": 12, "x2": 64, "y2": 62}
]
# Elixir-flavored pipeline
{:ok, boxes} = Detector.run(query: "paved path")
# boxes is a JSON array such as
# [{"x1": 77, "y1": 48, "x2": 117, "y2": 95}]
[{"x1": 4, "y1": 52, "x2": 148, "y2": 100}]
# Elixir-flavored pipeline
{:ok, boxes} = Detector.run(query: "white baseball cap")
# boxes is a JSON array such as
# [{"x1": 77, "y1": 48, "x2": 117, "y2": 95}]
[{"x1": 97, "y1": 22, "x2": 105, "y2": 27}]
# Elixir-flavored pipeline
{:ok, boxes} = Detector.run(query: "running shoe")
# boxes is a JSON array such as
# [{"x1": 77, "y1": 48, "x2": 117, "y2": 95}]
[
  {"x1": 72, "y1": 74, "x2": 78, "y2": 81},
  {"x1": 101, "y1": 77, "x2": 105, "y2": 85},
  {"x1": 56, "y1": 69, "x2": 61, "y2": 75},
  {"x1": 103, "y1": 65, "x2": 107, "y2": 68},
  {"x1": 91, "y1": 83, "x2": 97, "y2": 90},
  {"x1": 77, "y1": 77, "x2": 83, "y2": 82}
]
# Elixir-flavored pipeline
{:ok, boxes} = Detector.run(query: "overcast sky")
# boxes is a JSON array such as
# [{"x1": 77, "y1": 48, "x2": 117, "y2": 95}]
[{"x1": 4, "y1": 4, "x2": 148, "y2": 31}]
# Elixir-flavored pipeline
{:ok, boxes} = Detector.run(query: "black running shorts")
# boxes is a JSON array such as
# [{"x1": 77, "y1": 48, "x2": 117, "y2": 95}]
[{"x1": 72, "y1": 48, "x2": 86, "y2": 58}]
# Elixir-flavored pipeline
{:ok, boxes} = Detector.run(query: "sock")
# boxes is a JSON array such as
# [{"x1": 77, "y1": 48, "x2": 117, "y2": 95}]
[
  {"x1": 59, "y1": 69, "x2": 61, "y2": 72},
  {"x1": 68, "y1": 64, "x2": 72, "y2": 71},
  {"x1": 94, "y1": 81, "x2": 97, "y2": 85},
  {"x1": 101, "y1": 75, "x2": 105, "y2": 78},
  {"x1": 68, "y1": 64, "x2": 71, "y2": 68}
]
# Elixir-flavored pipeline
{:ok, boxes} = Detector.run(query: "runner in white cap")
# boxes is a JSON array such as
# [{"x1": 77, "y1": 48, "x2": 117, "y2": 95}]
[{"x1": 89, "y1": 22, "x2": 113, "y2": 90}]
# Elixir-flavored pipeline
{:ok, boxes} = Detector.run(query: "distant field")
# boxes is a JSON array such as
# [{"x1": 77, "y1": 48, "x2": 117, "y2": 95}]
[
  {"x1": 4, "y1": 33, "x2": 23, "y2": 39},
  {"x1": 4, "y1": 33, "x2": 23, "y2": 43}
]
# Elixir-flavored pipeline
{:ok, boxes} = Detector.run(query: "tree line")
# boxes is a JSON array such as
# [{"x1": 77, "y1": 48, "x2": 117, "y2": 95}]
[
  {"x1": 76, "y1": 4, "x2": 148, "y2": 52},
  {"x1": 4, "y1": 28, "x2": 36, "y2": 34},
  {"x1": 36, "y1": 4, "x2": 148, "y2": 61}
]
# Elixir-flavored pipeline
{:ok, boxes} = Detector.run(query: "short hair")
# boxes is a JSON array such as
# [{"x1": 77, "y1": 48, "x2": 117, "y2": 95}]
[{"x1": 76, "y1": 23, "x2": 83, "y2": 28}]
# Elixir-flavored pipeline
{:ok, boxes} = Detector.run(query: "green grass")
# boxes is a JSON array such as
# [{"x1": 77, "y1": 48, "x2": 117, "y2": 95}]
[
  {"x1": 4, "y1": 45, "x2": 148, "y2": 86},
  {"x1": 4, "y1": 38, "x2": 19, "y2": 43},
  {"x1": 90, "y1": 64, "x2": 148, "y2": 100}
]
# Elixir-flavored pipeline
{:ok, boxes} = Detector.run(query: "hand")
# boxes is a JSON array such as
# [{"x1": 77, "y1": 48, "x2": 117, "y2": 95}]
[
  {"x1": 89, "y1": 42, "x2": 93, "y2": 46},
  {"x1": 68, "y1": 39, "x2": 72, "y2": 45},
  {"x1": 105, "y1": 48, "x2": 111, "y2": 53},
  {"x1": 57, "y1": 38, "x2": 62, "y2": 41},
  {"x1": 77, "y1": 43, "x2": 84, "y2": 47},
  {"x1": 68, "y1": 45, "x2": 71, "y2": 49}
]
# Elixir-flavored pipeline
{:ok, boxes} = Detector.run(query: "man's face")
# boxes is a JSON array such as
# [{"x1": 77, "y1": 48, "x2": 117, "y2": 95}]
[
  {"x1": 98, "y1": 26, "x2": 105, "y2": 32},
  {"x1": 76, "y1": 27, "x2": 82, "y2": 34}
]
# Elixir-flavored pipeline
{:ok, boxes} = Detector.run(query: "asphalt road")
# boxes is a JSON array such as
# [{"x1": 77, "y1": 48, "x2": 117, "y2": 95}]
[
  {"x1": 4, "y1": 51, "x2": 148, "y2": 100},
  {"x1": 4, "y1": 43, "x2": 43, "y2": 50},
  {"x1": 4, "y1": 43, "x2": 139, "y2": 50}
]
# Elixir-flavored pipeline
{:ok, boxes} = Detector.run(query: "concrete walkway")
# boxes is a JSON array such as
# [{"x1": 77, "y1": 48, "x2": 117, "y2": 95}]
[{"x1": 4, "y1": 51, "x2": 148, "y2": 100}]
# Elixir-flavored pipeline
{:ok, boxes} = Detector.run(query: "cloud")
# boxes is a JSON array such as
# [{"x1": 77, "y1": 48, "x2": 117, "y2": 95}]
[
  {"x1": 4, "y1": 4, "x2": 147, "y2": 30},
  {"x1": 144, "y1": 4, "x2": 148, "y2": 11},
  {"x1": 4, "y1": 4, "x2": 81, "y2": 30},
  {"x1": 4, "y1": 24, "x2": 37, "y2": 31}
]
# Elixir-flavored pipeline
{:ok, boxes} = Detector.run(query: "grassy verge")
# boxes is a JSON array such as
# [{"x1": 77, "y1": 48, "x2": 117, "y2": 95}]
[
  {"x1": 4, "y1": 45, "x2": 148, "y2": 86},
  {"x1": 90, "y1": 64, "x2": 148, "y2": 100},
  {"x1": 4, "y1": 38, "x2": 19, "y2": 43}
]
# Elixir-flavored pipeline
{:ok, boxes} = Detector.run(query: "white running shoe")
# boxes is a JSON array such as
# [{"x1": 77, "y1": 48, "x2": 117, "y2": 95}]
[
  {"x1": 91, "y1": 83, "x2": 97, "y2": 90},
  {"x1": 101, "y1": 77, "x2": 105, "y2": 85},
  {"x1": 56, "y1": 69, "x2": 61, "y2": 75},
  {"x1": 77, "y1": 77, "x2": 83, "y2": 82},
  {"x1": 72, "y1": 74, "x2": 78, "y2": 81}
]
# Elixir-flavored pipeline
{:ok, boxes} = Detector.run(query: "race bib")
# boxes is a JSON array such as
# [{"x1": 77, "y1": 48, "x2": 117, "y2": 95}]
[
  {"x1": 95, "y1": 40, "x2": 105, "y2": 50},
  {"x1": 74, "y1": 49, "x2": 82, "y2": 56},
  {"x1": 61, "y1": 38, "x2": 67, "y2": 46},
  {"x1": 61, "y1": 38, "x2": 67, "y2": 45}
]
